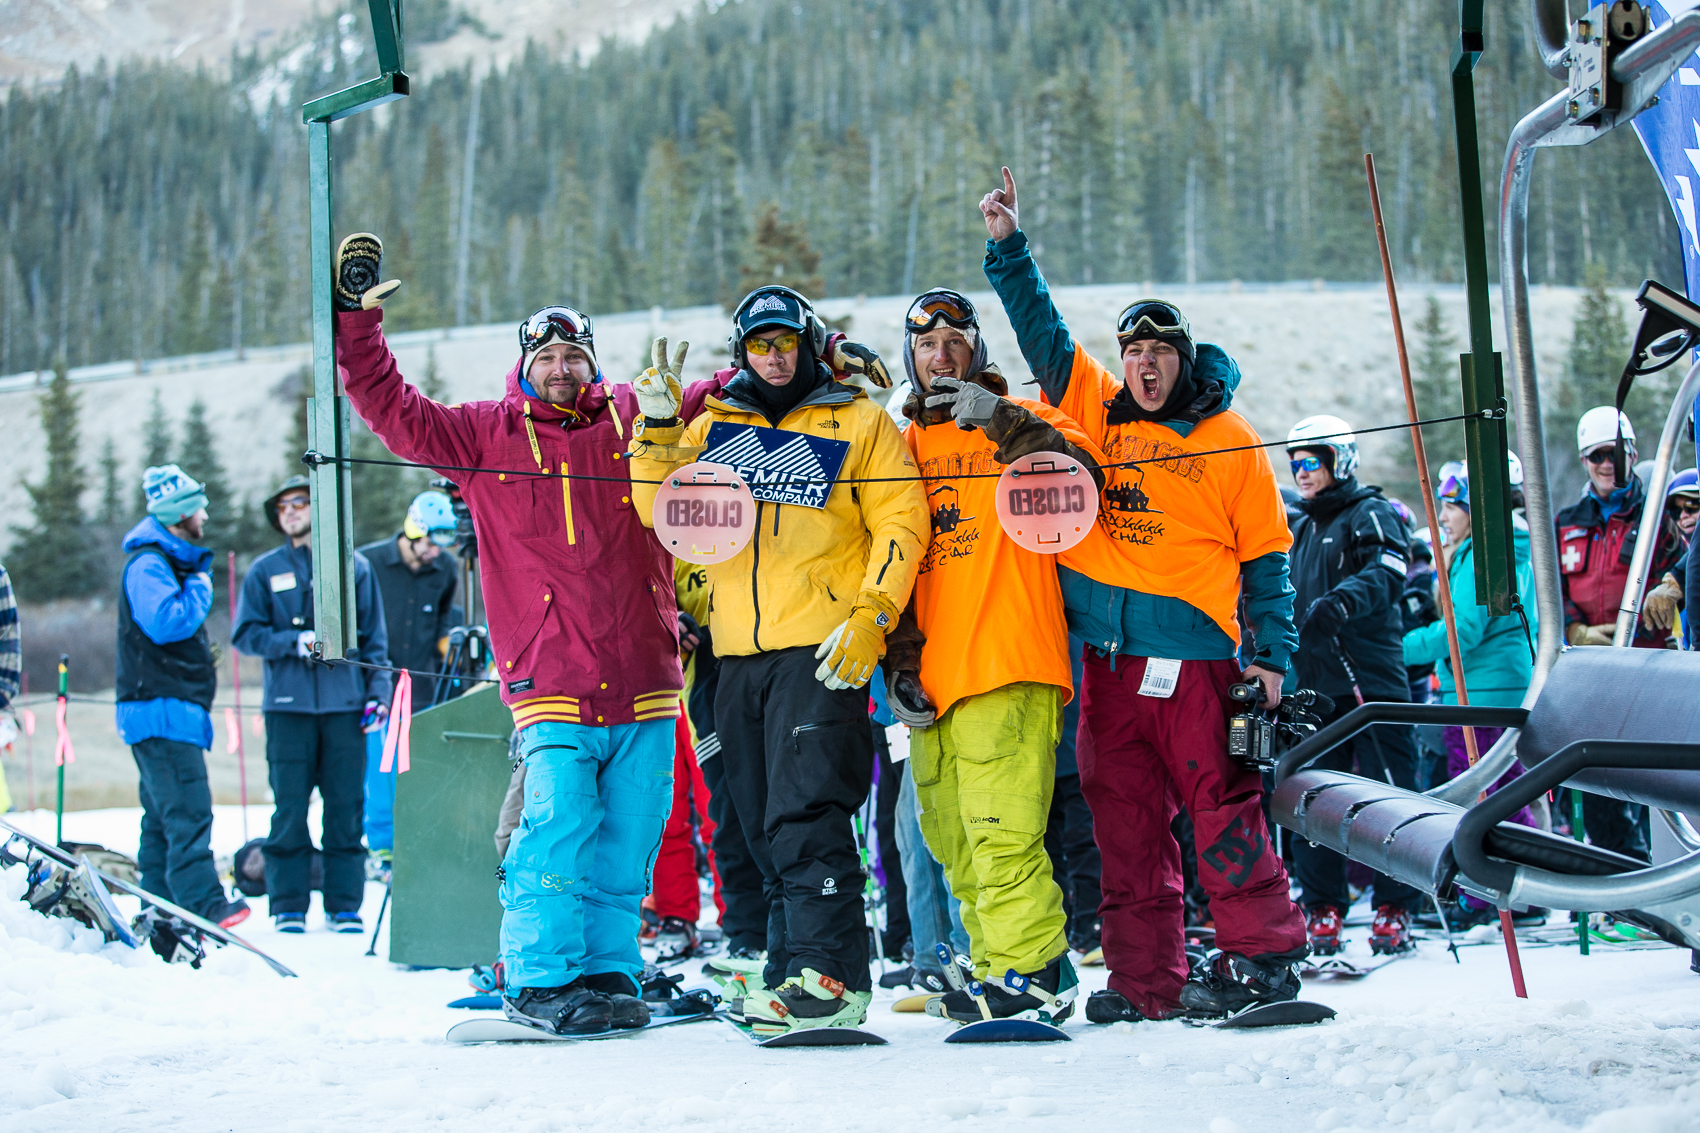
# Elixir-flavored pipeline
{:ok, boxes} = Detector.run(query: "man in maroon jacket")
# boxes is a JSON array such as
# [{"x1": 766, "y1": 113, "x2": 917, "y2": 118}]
[{"x1": 332, "y1": 235, "x2": 682, "y2": 1036}]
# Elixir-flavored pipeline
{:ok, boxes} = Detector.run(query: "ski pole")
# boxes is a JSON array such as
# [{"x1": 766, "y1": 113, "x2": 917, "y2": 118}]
[
  {"x1": 366, "y1": 881, "x2": 391, "y2": 958},
  {"x1": 1365, "y1": 152, "x2": 1481, "y2": 767},
  {"x1": 1331, "y1": 636, "x2": 1366, "y2": 707},
  {"x1": 55, "y1": 655, "x2": 68, "y2": 844},
  {"x1": 1569, "y1": 789, "x2": 1589, "y2": 956},
  {"x1": 229, "y1": 551, "x2": 248, "y2": 844}
]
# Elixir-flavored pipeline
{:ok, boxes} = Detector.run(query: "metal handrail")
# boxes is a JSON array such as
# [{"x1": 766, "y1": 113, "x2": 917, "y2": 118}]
[{"x1": 1613, "y1": 356, "x2": 1700, "y2": 644}]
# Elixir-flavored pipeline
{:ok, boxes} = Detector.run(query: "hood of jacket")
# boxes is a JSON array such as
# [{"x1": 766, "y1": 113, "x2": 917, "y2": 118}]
[{"x1": 122, "y1": 516, "x2": 213, "y2": 572}]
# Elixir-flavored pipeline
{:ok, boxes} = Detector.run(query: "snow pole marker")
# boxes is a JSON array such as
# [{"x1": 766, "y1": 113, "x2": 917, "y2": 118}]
[
  {"x1": 53, "y1": 655, "x2": 71, "y2": 844},
  {"x1": 1367, "y1": 151, "x2": 1523, "y2": 998},
  {"x1": 379, "y1": 669, "x2": 412, "y2": 774},
  {"x1": 228, "y1": 550, "x2": 248, "y2": 843}
]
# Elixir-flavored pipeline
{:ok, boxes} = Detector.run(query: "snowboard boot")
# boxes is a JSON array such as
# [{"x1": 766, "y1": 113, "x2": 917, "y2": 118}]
[
  {"x1": 940, "y1": 955, "x2": 1078, "y2": 1024},
  {"x1": 1369, "y1": 905, "x2": 1414, "y2": 955},
  {"x1": 581, "y1": 971, "x2": 652, "y2": 1029},
  {"x1": 743, "y1": 969, "x2": 871, "y2": 1036},
  {"x1": 705, "y1": 954, "x2": 769, "y2": 1022},
  {"x1": 275, "y1": 912, "x2": 306, "y2": 934},
  {"x1": 1085, "y1": 989, "x2": 1155, "y2": 1024},
  {"x1": 1305, "y1": 904, "x2": 1344, "y2": 956},
  {"x1": 1178, "y1": 948, "x2": 1306, "y2": 1019},
  {"x1": 502, "y1": 979, "x2": 614, "y2": 1036},
  {"x1": 654, "y1": 916, "x2": 699, "y2": 962},
  {"x1": 638, "y1": 968, "x2": 716, "y2": 1017},
  {"x1": 878, "y1": 965, "x2": 949, "y2": 993}
]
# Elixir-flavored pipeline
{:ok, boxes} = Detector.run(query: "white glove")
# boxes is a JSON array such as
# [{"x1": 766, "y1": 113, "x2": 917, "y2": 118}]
[
  {"x1": 296, "y1": 630, "x2": 318, "y2": 658},
  {"x1": 635, "y1": 337, "x2": 687, "y2": 422},
  {"x1": 925, "y1": 376, "x2": 1001, "y2": 431}
]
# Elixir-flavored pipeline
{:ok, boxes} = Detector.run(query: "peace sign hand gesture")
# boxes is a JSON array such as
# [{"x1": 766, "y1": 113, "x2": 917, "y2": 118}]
[
  {"x1": 979, "y1": 166, "x2": 1020, "y2": 242},
  {"x1": 635, "y1": 336, "x2": 688, "y2": 424}
]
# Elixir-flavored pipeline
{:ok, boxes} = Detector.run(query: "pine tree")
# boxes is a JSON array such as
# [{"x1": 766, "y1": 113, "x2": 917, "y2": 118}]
[
  {"x1": 737, "y1": 204, "x2": 824, "y2": 302},
  {"x1": 1311, "y1": 81, "x2": 1376, "y2": 282},
  {"x1": 98, "y1": 437, "x2": 123, "y2": 530},
  {"x1": 136, "y1": 390, "x2": 174, "y2": 516},
  {"x1": 1412, "y1": 296, "x2": 1464, "y2": 478},
  {"x1": 177, "y1": 398, "x2": 235, "y2": 554},
  {"x1": 8, "y1": 360, "x2": 98, "y2": 600},
  {"x1": 1552, "y1": 264, "x2": 1633, "y2": 502}
]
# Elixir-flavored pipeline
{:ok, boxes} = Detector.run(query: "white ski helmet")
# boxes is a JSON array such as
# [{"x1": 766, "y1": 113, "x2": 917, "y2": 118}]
[
  {"x1": 1286, "y1": 414, "x2": 1358, "y2": 480},
  {"x1": 1458, "y1": 452, "x2": 1524, "y2": 486},
  {"x1": 1576, "y1": 406, "x2": 1635, "y2": 455}
]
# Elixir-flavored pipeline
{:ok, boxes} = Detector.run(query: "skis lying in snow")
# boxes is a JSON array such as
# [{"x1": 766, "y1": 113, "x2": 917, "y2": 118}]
[
  {"x1": 448, "y1": 1010, "x2": 718, "y2": 1044},
  {"x1": 1184, "y1": 1000, "x2": 1337, "y2": 1029},
  {"x1": 1300, "y1": 954, "x2": 1410, "y2": 981},
  {"x1": 0, "y1": 817, "x2": 296, "y2": 978}
]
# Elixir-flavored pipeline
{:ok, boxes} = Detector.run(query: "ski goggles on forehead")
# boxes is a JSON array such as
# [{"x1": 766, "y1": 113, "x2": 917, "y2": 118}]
[
  {"x1": 519, "y1": 306, "x2": 593, "y2": 354},
  {"x1": 1437, "y1": 474, "x2": 1468, "y2": 503},
  {"x1": 1116, "y1": 300, "x2": 1189, "y2": 341},
  {"x1": 906, "y1": 290, "x2": 979, "y2": 333}
]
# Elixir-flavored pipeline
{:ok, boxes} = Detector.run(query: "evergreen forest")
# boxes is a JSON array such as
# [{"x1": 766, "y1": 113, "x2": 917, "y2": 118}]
[{"x1": 0, "y1": 0, "x2": 1684, "y2": 377}]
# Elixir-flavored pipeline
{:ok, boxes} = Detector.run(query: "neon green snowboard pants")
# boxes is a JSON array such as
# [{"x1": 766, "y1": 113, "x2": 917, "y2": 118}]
[{"x1": 912, "y1": 681, "x2": 1069, "y2": 980}]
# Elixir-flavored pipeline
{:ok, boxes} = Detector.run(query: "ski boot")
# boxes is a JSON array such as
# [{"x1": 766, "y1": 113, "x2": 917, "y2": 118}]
[
  {"x1": 743, "y1": 968, "x2": 871, "y2": 1037},
  {"x1": 939, "y1": 955, "x2": 1078, "y2": 1024},
  {"x1": 637, "y1": 967, "x2": 717, "y2": 1017},
  {"x1": 1369, "y1": 905, "x2": 1414, "y2": 955},
  {"x1": 654, "y1": 916, "x2": 699, "y2": 962},
  {"x1": 1305, "y1": 904, "x2": 1344, "y2": 957},
  {"x1": 502, "y1": 979, "x2": 613, "y2": 1036},
  {"x1": 581, "y1": 971, "x2": 652, "y2": 1029},
  {"x1": 1178, "y1": 948, "x2": 1306, "y2": 1019}
]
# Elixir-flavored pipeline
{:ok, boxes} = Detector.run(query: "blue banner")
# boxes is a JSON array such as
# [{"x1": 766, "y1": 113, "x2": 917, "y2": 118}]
[{"x1": 1632, "y1": 2, "x2": 1700, "y2": 295}]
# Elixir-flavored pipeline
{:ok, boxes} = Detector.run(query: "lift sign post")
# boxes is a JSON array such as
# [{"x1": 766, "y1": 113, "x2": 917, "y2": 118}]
[
  {"x1": 652, "y1": 463, "x2": 754, "y2": 565},
  {"x1": 995, "y1": 452, "x2": 1098, "y2": 554}
]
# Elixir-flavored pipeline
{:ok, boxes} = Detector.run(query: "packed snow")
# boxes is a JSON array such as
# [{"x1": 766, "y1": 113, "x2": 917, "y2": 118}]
[{"x1": 3, "y1": 805, "x2": 1698, "y2": 1132}]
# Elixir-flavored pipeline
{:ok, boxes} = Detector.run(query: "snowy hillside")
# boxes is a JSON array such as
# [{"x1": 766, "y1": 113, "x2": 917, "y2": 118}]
[
  {"x1": 1, "y1": 805, "x2": 1697, "y2": 1131},
  {"x1": 0, "y1": 282, "x2": 1614, "y2": 559}
]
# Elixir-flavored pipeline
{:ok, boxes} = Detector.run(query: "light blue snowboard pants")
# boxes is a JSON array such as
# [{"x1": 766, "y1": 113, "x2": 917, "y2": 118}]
[{"x1": 499, "y1": 718, "x2": 675, "y2": 990}]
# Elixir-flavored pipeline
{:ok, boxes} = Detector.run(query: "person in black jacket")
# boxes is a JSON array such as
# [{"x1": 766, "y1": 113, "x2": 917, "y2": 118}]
[
  {"x1": 355, "y1": 491, "x2": 461, "y2": 860},
  {"x1": 1285, "y1": 416, "x2": 1420, "y2": 956},
  {"x1": 234, "y1": 475, "x2": 391, "y2": 935}
]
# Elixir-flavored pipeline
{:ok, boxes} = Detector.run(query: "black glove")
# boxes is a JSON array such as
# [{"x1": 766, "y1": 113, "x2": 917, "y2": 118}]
[
  {"x1": 887, "y1": 670, "x2": 936, "y2": 729},
  {"x1": 1401, "y1": 588, "x2": 1439, "y2": 632},
  {"x1": 1303, "y1": 594, "x2": 1350, "y2": 637},
  {"x1": 334, "y1": 233, "x2": 401, "y2": 312}
]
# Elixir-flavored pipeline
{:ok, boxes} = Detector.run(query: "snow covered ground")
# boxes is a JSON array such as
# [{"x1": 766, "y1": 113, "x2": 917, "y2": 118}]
[{"x1": 3, "y1": 805, "x2": 1699, "y2": 1133}]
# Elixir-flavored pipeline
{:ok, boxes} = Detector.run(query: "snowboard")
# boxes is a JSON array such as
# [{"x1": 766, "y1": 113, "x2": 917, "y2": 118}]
[
  {"x1": 1185, "y1": 1000, "x2": 1337, "y2": 1029},
  {"x1": 944, "y1": 1018, "x2": 1071, "y2": 1043},
  {"x1": 449, "y1": 995, "x2": 503, "y2": 1010},
  {"x1": 0, "y1": 818, "x2": 296, "y2": 978},
  {"x1": 718, "y1": 1013, "x2": 886, "y2": 1047},
  {"x1": 1301, "y1": 955, "x2": 1408, "y2": 981},
  {"x1": 447, "y1": 1010, "x2": 716, "y2": 1043},
  {"x1": 891, "y1": 993, "x2": 942, "y2": 1013}
]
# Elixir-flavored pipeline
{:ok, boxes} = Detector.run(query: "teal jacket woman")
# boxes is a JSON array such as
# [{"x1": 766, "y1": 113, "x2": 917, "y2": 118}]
[{"x1": 1401, "y1": 516, "x2": 1538, "y2": 708}]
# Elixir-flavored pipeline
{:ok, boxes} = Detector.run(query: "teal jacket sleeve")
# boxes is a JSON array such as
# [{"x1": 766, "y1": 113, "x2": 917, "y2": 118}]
[
  {"x1": 982, "y1": 230, "x2": 1075, "y2": 405},
  {"x1": 1241, "y1": 551, "x2": 1298, "y2": 675}
]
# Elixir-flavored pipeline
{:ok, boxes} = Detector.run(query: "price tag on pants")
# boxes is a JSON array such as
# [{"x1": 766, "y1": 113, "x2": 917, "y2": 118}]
[{"x1": 1138, "y1": 658, "x2": 1182, "y2": 698}]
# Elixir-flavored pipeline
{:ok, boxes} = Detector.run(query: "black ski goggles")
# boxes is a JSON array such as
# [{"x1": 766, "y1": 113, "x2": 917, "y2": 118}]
[
  {"x1": 519, "y1": 306, "x2": 594, "y2": 355},
  {"x1": 906, "y1": 290, "x2": 979, "y2": 334},
  {"x1": 1116, "y1": 300, "x2": 1190, "y2": 342}
]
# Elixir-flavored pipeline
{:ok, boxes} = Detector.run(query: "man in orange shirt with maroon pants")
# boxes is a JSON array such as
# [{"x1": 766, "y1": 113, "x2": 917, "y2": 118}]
[
  {"x1": 980, "y1": 169, "x2": 1308, "y2": 1023},
  {"x1": 884, "y1": 288, "x2": 1106, "y2": 1023}
]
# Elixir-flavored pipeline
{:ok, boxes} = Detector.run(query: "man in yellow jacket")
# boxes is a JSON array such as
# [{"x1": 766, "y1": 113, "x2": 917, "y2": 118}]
[
  {"x1": 886, "y1": 288, "x2": 1106, "y2": 1025},
  {"x1": 629, "y1": 286, "x2": 929, "y2": 1036}
]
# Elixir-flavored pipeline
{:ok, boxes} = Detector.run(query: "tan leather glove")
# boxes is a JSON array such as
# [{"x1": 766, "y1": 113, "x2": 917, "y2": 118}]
[
  {"x1": 1642, "y1": 573, "x2": 1684, "y2": 631},
  {"x1": 635, "y1": 337, "x2": 687, "y2": 422},
  {"x1": 1566, "y1": 621, "x2": 1615, "y2": 647},
  {"x1": 814, "y1": 590, "x2": 898, "y2": 690},
  {"x1": 831, "y1": 340, "x2": 892, "y2": 389}
]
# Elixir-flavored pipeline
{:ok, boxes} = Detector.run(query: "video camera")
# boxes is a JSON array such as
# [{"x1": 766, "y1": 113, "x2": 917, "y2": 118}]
[{"x1": 1225, "y1": 680, "x2": 1333, "y2": 772}]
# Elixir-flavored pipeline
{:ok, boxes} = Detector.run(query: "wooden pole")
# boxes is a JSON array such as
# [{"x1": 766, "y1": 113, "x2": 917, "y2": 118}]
[
  {"x1": 1367, "y1": 152, "x2": 1527, "y2": 998},
  {"x1": 229, "y1": 550, "x2": 249, "y2": 844}
]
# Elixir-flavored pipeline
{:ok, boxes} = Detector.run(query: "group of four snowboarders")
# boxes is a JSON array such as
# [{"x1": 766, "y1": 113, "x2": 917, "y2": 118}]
[{"x1": 326, "y1": 164, "x2": 1311, "y2": 1038}]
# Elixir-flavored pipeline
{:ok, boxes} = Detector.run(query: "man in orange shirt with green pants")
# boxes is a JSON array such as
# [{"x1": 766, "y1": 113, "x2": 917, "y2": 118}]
[
  {"x1": 979, "y1": 169, "x2": 1308, "y2": 1024},
  {"x1": 884, "y1": 287, "x2": 1106, "y2": 1024}
]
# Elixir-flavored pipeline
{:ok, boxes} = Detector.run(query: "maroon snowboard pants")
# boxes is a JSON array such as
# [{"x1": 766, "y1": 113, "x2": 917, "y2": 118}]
[{"x1": 1077, "y1": 651, "x2": 1306, "y2": 1017}]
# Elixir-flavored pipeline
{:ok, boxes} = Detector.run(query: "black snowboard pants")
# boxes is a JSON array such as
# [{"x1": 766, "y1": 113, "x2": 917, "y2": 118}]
[
  {"x1": 716, "y1": 646, "x2": 874, "y2": 992},
  {"x1": 698, "y1": 748, "x2": 772, "y2": 953},
  {"x1": 1291, "y1": 701, "x2": 1421, "y2": 915},
  {"x1": 1045, "y1": 771, "x2": 1102, "y2": 934},
  {"x1": 263, "y1": 711, "x2": 366, "y2": 915},
  {"x1": 132, "y1": 737, "x2": 227, "y2": 918},
  {"x1": 873, "y1": 722, "x2": 911, "y2": 957}
]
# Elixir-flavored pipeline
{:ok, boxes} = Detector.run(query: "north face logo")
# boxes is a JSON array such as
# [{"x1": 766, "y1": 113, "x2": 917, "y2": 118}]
[{"x1": 749, "y1": 293, "x2": 789, "y2": 315}]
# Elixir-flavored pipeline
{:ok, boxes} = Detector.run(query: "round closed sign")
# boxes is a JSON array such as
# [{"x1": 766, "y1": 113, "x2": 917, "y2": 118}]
[
  {"x1": 995, "y1": 451, "x2": 1098, "y2": 554},
  {"x1": 652, "y1": 462, "x2": 754, "y2": 564}
]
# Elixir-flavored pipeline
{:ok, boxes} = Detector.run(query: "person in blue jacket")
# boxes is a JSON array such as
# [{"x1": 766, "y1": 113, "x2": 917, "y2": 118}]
[
  {"x1": 117, "y1": 465, "x2": 249, "y2": 927},
  {"x1": 234, "y1": 475, "x2": 391, "y2": 934},
  {"x1": 1401, "y1": 465, "x2": 1539, "y2": 827}
]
